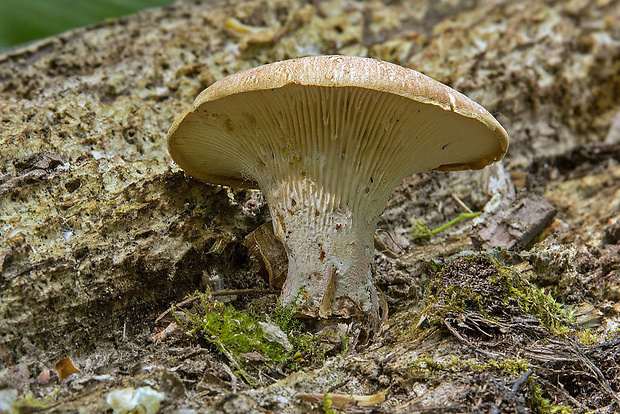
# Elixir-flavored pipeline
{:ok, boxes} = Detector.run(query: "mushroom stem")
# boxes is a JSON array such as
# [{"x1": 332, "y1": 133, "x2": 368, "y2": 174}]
[{"x1": 263, "y1": 178, "x2": 380, "y2": 330}]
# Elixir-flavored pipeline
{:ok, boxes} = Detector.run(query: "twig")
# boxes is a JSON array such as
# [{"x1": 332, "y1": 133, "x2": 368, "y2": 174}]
[
  {"x1": 220, "y1": 360, "x2": 239, "y2": 393},
  {"x1": 376, "y1": 284, "x2": 390, "y2": 327},
  {"x1": 574, "y1": 345, "x2": 620, "y2": 407},
  {"x1": 215, "y1": 339, "x2": 255, "y2": 386},
  {"x1": 452, "y1": 193, "x2": 473, "y2": 214},
  {"x1": 593, "y1": 338, "x2": 620, "y2": 349},
  {"x1": 376, "y1": 229, "x2": 406, "y2": 252},
  {"x1": 0, "y1": 345, "x2": 9, "y2": 365},
  {"x1": 511, "y1": 369, "x2": 533, "y2": 392},
  {"x1": 155, "y1": 295, "x2": 200, "y2": 325},
  {"x1": 540, "y1": 338, "x2": 620, "y2": 408},
  {"x1": 374, "y1": 234, "x2": 400, "y2": 258},
  {"x1": 442, "y1": 317, "x2": 502, "y2": 359}
]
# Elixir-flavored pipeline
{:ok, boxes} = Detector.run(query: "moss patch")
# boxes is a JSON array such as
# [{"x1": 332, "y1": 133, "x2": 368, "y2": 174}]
[
  {"x1": 178, "y1": 294, "x2": 289, "y2": 364},
  {"x1": 528, "y1": 380, "x2": 573, "y2": 414},
  {"x1": 175, "y1": 291, "x2": 346, "y2": 385},
  {"x1": 421, "y1": 254, "x2": 573, "y2": 335},
  {"x1": 11, "y1": 391, "x2": 55, "y2": 412},
  {"x1": 408, "y1": 355, "x2": 530, "y2": 380}
]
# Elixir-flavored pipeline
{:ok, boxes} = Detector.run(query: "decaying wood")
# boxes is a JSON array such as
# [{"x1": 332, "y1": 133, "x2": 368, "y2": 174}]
[
  {"x1": 470, "y1": 193, "x2": 557, "y2": 250},
  {"x1": 0, "y1": 0, "x2": 619, "y2": 412}
]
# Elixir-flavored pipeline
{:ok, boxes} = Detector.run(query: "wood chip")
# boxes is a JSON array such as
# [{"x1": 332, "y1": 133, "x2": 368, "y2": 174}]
[
  {"x1": 244, "y1": 221, "x2": 288, "y2": 288},
  {"x1": 470, "y1": 193, "x2": 557, "y2": 250}
]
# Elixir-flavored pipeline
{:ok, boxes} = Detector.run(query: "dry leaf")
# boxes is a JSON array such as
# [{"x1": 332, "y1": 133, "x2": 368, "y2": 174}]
[{"x1": 55, "y1": 357, "x2": 81, "y2": 381}]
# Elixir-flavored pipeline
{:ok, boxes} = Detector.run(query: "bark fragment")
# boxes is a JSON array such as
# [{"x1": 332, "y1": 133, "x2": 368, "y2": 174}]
[
  {"x1": 244, "y1": 221, "x2": 288, "y2": 289},
  {"x1": 471, "y1": 193, "x2": 557, "y2": 251}
]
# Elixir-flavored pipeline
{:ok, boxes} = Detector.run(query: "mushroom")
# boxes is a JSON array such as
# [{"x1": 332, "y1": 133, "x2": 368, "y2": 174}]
[{"x1": 167, "y1": 55, "x2": 509, "y2": 333}]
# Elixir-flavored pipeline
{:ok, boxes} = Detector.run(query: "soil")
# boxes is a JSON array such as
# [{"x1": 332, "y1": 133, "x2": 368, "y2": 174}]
[{"x1": 0, "y1": 0, "x2": 619, "y2": 413}]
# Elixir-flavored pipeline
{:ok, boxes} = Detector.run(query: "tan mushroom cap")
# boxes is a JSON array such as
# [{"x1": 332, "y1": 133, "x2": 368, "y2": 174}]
[{"x1": 167, "y1": 55, "x2": 508, "y2": 189}]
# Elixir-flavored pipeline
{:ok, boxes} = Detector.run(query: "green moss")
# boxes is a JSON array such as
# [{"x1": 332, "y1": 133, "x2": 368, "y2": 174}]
[
  {"x1": 406, "y1": 355, "x2": 574, "y2": 413},
  {"x1": 408, "y1": 355, "x2": 530, "y2": 379},
  {"x1": 271, "y1": 294, "x2": 303, "y2": 334},
  {"x1": 503, "y1": 275, "x2": 572, "y2": 335},
  {"x1": 465, "y1": 358, "x2": 530, "y2": 376},
  {"x1": 529, "y1": 381, "x2": 573, "y2": 414},
  {"x1": 11, "y1": 391, "x2": 55, "y2": 412},
  {"x1": 605, "y1": 326, "x2": 620, "y2": 342},
  {"x1": 408, "y1": 357, "x2": 447, "y2": 378},
  {"x1": 271, "y1": 289, "x2": 347, "y2": 371},
  {"x1": 177, "y1": 293, "x2": 289, "y2": 364},
  {"x1": 282, "y1": 330, "x2": 340, "y2": 373},
  {"x1": 322, "y1": 393, "x2": 336, "y2": 414},
  {"x1": 175, "y1": 291, "x2": 344, "y2": 384},
  {"x1": 576, "y1": 328, "x2": 599, "y2": 346},
  {"x1": 419, "y1": 253, "x2": 572, "y2": 335}
]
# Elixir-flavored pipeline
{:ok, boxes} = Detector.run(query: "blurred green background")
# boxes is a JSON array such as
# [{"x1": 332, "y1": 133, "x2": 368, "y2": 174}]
[{"x1": 0, "y1": 0, "x2": 176, "y2": 51}]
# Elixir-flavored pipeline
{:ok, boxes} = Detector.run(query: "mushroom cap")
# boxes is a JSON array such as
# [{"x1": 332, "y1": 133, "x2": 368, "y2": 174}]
[{"x1": 168, "y1": 55, "x2": 509, "y2": 189}]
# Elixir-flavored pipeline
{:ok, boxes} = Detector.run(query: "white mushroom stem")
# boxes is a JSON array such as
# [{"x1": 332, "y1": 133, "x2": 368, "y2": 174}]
[{"x1": 262, "y1": 177, "x2": 381, "y2": 326}]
